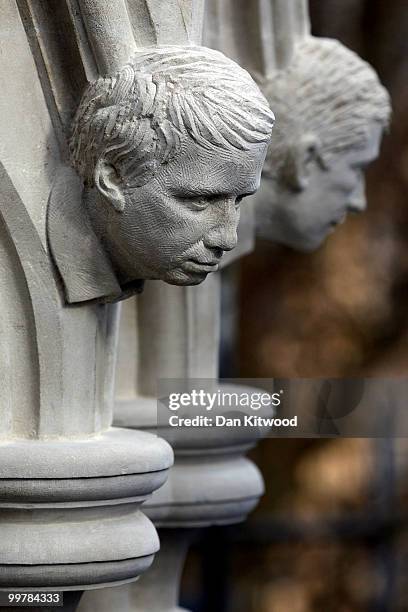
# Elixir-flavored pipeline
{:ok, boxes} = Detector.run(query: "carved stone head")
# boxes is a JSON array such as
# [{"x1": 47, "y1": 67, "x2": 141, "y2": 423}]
[
  {"x1": 49, "y1": 46, "x2": 274, "y2": 303},
  {"x1": 255, "y1": 38, "x2": 391, "y2": 252}
]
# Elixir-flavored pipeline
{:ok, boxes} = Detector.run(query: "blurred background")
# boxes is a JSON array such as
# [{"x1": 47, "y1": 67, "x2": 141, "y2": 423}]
[{"x1": 180, "y1": 2, "x2": 408, "y2": 610}]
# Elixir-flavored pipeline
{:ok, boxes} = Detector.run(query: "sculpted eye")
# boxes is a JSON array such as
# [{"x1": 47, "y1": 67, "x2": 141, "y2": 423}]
[
  {"x1": 351, "y1": 162, "x2": 368, "y2": 173},
  {"x1": 187, "y1": 194, "x2": 221, "y2": 211},
  {"x1": 191, "y1": 197, "x2": 210, "y2": 211}
]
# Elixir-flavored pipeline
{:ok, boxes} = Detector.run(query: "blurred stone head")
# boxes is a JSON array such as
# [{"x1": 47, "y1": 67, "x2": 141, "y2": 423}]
[
  {"x1": 69, "y1": 46, "x2": 274, "y2": 286},
  {"x1": 255, "y1": 37, "x2": 391, "y2": 251}
]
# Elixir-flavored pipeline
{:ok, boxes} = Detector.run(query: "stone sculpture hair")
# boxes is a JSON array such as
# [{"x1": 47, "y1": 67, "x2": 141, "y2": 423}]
[
  {"x1": 259, "y1": 37, "x2": 391, "y2": 179},
  {"x1": 70, "y1": 46, "x2": 274, "y2": 190}
]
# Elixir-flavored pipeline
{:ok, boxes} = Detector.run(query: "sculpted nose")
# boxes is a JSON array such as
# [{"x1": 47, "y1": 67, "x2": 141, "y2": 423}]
[
  {"x1": 205, "y1": 224, "x2": 238, "y2": 252},
  {"x1": 347, "y1": 179, "x2": 367, "y2": 213},
  {"x1": 204, "y1": 200, "x2": 239, "y2": 252},
  {"x1": 348, "y1": 197, "x2": 367, "y2": 213}
]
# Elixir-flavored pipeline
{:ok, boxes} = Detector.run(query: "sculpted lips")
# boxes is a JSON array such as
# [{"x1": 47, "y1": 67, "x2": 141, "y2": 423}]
[
  {"x1": 329, "y1": 213, "x2": 347, "y2": 229},
  {"x1": 182, "y1": 258, "x2": 220, "y2": 274}
]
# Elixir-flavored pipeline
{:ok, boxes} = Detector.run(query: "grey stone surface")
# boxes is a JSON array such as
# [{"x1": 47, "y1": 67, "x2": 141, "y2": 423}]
[
  {"x1": 79, "y1": 530, "x2": 192, "y2": 612},
  {"x1": 78, "y1": 0, "x2": 137, "y2": 76},
  {"x1": 97, "y1": 280, "x2": 269, "y2": 612}
]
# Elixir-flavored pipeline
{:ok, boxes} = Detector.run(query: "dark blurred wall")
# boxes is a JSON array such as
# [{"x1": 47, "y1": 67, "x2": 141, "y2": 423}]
[{"x1": 230, "y1": 4, "x2": 408, "y2": 611}]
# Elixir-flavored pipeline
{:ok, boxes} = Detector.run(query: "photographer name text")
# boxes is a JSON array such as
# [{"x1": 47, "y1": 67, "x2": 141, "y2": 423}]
[{"x1": 168, "y1": 415, "x2": 298, "y2": 428}]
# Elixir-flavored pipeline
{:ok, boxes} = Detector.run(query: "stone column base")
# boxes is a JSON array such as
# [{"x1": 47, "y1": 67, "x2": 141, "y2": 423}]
[{"x1": 0, "y1": 428, "x2": 173, "y2": 590}]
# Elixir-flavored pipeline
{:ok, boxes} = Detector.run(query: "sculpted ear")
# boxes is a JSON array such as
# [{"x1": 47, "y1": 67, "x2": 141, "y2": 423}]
[
  {"x1": 94, "y1": 158, "x2": 126, "y2": 212},
  {"x1": 283, "y1": 134, "x2": 321, "y2": 191}
]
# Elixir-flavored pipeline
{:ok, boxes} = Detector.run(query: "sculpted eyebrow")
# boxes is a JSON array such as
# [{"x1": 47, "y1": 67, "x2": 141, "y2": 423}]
[
  {"x1": 174, "y1": 188, "x2": 228, "y2": 198},
  {"x1": 173, "y1": 187, "x2": 257, "y2": 198}
]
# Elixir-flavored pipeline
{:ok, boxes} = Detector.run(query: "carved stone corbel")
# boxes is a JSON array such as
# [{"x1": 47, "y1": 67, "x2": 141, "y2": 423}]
[
  {"x1": 77, "y1": 1, "x2": 275, "y2": 610},
  {"x1": 250, "y1": 0, "x2": 391, "y2": 252},
  {"x1": 0, "y1": 0, "x2": 175, "y2": 600}
]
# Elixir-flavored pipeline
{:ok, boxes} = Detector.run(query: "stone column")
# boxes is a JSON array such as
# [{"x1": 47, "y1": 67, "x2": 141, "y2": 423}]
[
  {"x1": 0, "y1": 0, "x2": 173, "y2": 600},
  {"x1": 78, "y1": 0, "x2": 276, "y2": 608},
  {"x1": 79, "y1": 276, "x2": 266, "y2": 611},
  {"x1": 79, "y1": 90, "x2": 269, "y2": 612}
]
